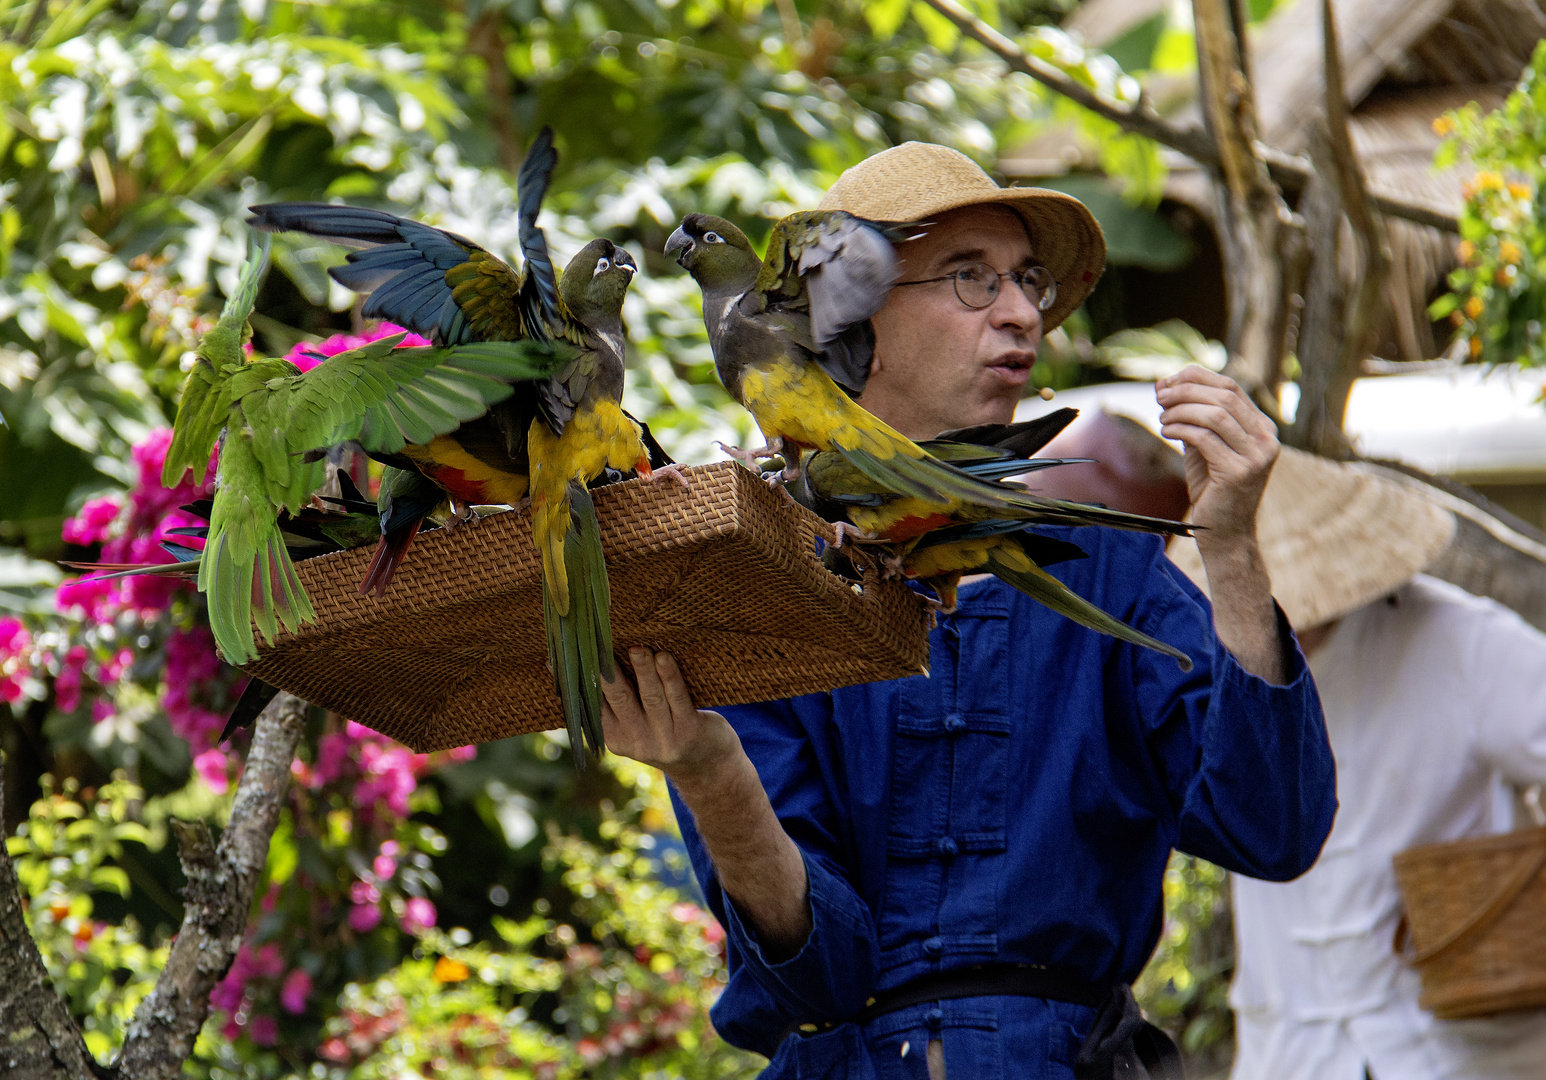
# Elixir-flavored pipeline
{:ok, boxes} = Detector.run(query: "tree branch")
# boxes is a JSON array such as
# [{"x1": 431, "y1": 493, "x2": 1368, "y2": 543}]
[
  {"x1": 115, "y1": 692, "x2": 307, "y2": 1080},
  {"x1": 0, "y1": 767, "x2": 102, "y2": 1080},
  {"x1": 917, "y1": 0, "x2": 1459, "y2": 233}
]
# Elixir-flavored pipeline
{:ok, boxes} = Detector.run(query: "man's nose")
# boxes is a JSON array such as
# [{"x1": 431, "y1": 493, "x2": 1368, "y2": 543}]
[{"x1": 988, "y1": 278, "x2": 1043, "y2": 335}]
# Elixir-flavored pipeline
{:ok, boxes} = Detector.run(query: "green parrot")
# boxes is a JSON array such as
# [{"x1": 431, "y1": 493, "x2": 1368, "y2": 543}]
[
  {"x1": 665, "y1": 212, "x2": 1191, "y2": 542},
  {"x1": 161, "y1": 235, "x2": 578, "y2": 665}
]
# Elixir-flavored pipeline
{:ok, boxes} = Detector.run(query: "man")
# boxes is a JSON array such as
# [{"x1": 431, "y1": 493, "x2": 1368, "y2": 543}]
[
  {"x1": 1172, "y1": 448, "x2": 1546, "y2": 1080},
  {"x1": 600, "y1": 143, "x2": 1336, "y2": 1078}
]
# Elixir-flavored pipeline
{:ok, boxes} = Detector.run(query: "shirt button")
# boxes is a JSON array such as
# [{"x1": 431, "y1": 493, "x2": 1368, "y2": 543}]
[
  {"x1": 943, "y1": 713, "x2": 966, "y2": 734},
  {"x1": 936, "y1": 837, "x2": 959, "y2": 857},
  {"x1": 923, "y1": 936, "x2": 943, "y2": 957}
]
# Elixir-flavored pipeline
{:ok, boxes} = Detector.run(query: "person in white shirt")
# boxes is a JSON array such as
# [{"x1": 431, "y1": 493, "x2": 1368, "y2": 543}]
[{"x1": 1171, "y1": 446, "x2": 1546, "y2": 1080}]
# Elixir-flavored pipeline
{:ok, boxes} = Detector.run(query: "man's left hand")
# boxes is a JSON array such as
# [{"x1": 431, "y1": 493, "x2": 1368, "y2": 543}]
[
  {"x1": 1156, "y1": 365, "x2": 1279, "y2": 549},
  {"x1": 1156, "y1": 365, "x2": 1287, "y2": 683}
]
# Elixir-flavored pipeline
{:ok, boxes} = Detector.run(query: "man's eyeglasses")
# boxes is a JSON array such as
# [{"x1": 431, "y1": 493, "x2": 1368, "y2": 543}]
[{"x1": 894, "y1": 262, "x2": 1058, "y2": 313}]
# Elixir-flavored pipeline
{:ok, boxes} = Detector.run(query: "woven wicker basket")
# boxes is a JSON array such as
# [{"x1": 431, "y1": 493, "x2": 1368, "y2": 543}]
[
  {"x1": 1393, "y1": 827, "x2": 1546, "y2": 1018},
  {"x1": 242, "y1": 461, "x2": 931, "y2": 751}
]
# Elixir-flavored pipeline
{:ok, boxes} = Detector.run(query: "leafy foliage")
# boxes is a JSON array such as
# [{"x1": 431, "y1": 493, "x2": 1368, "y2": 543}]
[{"x1": 1432, "y1": 40, "x2": 1546, "y2": 370}]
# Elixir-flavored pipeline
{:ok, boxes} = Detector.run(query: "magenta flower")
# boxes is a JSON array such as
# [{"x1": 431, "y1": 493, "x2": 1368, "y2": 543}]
[
  {"x1": 193, "y1": 748, "x2": 230, "y2": 795},
  {"x1": 279, "y1": 968, "x2": 312, "y2": 1015},
  {"x1": 61, "y1": 496, "x2": 123, "y2": 546},
  {"x1": 245, "y1": 1013, "x2": 279, "y2": 1046},
  {"x1": 283, "y1": 323, "x2": 431, "y2": 373},
  {"x1": 349, "y1": 900, "x2": 382, "y2": 934},
  {"x1": 400, "y1": 896, "x2": 436, "y2": 935},
  {"x1": 372, "y1": 854, "x2": 397, "y2": 880}
]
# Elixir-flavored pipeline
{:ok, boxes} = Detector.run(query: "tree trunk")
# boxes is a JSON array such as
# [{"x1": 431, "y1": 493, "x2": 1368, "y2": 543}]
[{"x1": 0, "y1": 691, "x2": 308, "y2": 1080}]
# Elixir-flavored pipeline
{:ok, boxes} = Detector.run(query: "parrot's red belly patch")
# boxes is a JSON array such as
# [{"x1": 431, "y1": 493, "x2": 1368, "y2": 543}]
[
  {"x1": 882, "y1": 513, "x2": 954, "y2": 542},
  {"x1": 418, "y1": 466, "x2": 487, "y2": 505}
]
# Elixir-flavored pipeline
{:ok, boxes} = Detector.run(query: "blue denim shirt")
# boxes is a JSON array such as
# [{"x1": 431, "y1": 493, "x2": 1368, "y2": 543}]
[{"x1": 669, "y1": 527, "x2": 1336, "y2": 1079}]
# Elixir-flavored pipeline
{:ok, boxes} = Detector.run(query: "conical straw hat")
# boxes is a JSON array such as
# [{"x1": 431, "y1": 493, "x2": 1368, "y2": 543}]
[
  {"x1": 1167, "y1": 447, "x2": 1456, "y2": 630},
  {"x1": 818, "y1": 141, "x2": 1105, "y2": 332}
]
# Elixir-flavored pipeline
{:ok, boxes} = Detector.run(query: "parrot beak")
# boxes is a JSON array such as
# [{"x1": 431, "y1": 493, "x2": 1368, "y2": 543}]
[{"x1": 665, "y1": 225, "x2": 692, "y2": 264}]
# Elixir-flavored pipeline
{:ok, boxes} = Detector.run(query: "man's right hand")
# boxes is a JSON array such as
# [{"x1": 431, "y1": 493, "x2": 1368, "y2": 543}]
[
  {"x1": 599, "y1": 648, "x2": 742, "y2": 790},
  {"x1": 600, "y1": 648, "x2": 813, "y2": 959}
]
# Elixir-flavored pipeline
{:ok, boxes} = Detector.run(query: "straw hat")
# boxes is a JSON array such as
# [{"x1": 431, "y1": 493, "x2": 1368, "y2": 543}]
[
  {"x1": 1167, "y1": 447, "x2": 1457, "y2": 630},
  {"x1": 818, "y1": 141, "x2": 1106, "y2": 331}
]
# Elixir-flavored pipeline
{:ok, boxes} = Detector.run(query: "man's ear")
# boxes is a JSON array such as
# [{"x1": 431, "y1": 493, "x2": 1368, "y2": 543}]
[{"x1": 868, "y1": 351, "x2": 883, "y2": 375}]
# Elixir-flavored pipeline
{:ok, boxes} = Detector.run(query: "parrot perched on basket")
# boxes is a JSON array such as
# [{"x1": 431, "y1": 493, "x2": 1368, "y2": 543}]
[
  {"x1": 798, "y1": 413, "x2": 1194, "y2": 670},
  {"x1": 250, "y1": 133, "x2": 683, "y2": 762},
  {"x1": 664, "y1": 212, "x2": 1192, "y2": 546},
  {"x1": 161, "y1": 235, "x2": 578, "y2": 666}
]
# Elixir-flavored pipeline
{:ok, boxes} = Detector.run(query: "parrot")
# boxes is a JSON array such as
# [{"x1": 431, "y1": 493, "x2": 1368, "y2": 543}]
[
  {"x1": 525, "y1": 238, "x2": 686, "y2": 763},
  {"x1": 795, "y1": 412, "x2": 1193, "y2": 669},
  {"x1": 245, "y1": 127, "x2": 563, "y2": 586},
  {"x1": 161, "y1": 234, "x2": 579, "y2": 666},
  {"x1": 664, "y1": 212, "x2": 1193, "y2": 548},
  {"x1": 251, "y1": 135, "x2": 682, "y2": 762}
]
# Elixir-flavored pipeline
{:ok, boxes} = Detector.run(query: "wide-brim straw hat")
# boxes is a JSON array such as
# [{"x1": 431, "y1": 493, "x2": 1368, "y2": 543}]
[
  {"x1": 1167, "y1": 447, "x2": 1457, "y2": 630},
  {"x1": 818, "y1": 141, "x2": 1106, "y2": 331}
]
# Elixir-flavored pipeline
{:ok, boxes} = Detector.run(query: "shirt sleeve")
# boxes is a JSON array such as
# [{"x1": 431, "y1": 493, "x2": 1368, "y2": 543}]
[
  {"x1": 1464, "y1": 595, "x2": 1546, "y2": 787},
  {"x1": 1142, "y1": 551, "x2": 1338, "y2": 881},
  {"x1": 667, "y1": 694, "x2": 880, "y2": 1057}
]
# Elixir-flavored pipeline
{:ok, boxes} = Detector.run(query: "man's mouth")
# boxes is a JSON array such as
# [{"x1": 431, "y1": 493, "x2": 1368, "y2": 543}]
[{"x1": 986, "y1": 352, "x2": 1034, "y2": 386}]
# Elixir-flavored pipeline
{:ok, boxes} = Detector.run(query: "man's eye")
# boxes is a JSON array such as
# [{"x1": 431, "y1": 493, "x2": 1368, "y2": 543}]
[{"x1": 956, "y1": 266, "x2": 988, "y2": 283}]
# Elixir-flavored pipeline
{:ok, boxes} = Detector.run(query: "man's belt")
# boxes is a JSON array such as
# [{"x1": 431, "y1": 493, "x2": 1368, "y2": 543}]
[{"x1": 784, "y1": 963, "x2": 1183, "y2": 1080}]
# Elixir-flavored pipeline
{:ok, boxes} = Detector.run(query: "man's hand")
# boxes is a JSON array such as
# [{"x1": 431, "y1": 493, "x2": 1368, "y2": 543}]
[
  {"x1": 600, "y1": 649, "x2": 741, "y2": 788},
  {"x1": 1156, "y1": 366, "x2": 1287, "y2": 684},
  {"x1": 1155, "y1": 365, "x2": 1279, "y2": 550},
  {"x1": 601, "y1": 650, "x2": 813, "y2": 957}
]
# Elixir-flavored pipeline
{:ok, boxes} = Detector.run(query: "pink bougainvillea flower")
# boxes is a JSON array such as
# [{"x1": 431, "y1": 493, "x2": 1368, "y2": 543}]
[
  {"x1": 372, "y1": 854, "x2": 397, "y2": 880},
  {"x1": 400, "y1": 896, "x2": 436, "y2": 935},
  {"x1": 349, "y1": 880, "x2": 379, "y2": 906},
  {"x1": 279, "y1": 968, "x2": 312, "y2": 1015},
  {"x1": 349, "y1": 900, "x2": 382, "y2": 934},
  {"x1": 283, "y1": 323, "x2": 431, "y2": 374},
  {"x1": 61, "y1": 496, "x2": 123, "y2": 547},
  {"x1": 193, "y1": 748, "x2": 230, "y2": 795},
  {"x1": 91, "y1": 699, "x2": 114, "y2": 724},
  {"x1": 245, "y1": 1013, "x2": 279, "y2": 1046}
]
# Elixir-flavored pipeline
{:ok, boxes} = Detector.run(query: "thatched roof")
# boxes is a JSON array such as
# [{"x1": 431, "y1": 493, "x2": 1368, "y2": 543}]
[{"x1": 1023, "y1": 0, "x2": 1541, "y2": 360}]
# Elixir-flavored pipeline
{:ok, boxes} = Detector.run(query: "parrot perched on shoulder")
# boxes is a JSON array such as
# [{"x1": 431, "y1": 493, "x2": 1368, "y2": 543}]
[
  {"x1": 161, "y1": 235, "x2": 577, "y2": 665},
  {"x1": 665, "y1": 212, "x2": 1192, "y2": 547}
]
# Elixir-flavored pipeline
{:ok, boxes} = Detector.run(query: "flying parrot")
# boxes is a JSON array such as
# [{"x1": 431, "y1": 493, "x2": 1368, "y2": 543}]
[
  {"x1": 160, "y1": 235, "x2": 577, "y2": 666},
  {"x1": 664, "y1": 212, "x2": 1192, "y2": 548},
  {"x1": 798, "y1": 414, "x2": 1194, "y2": 670}
]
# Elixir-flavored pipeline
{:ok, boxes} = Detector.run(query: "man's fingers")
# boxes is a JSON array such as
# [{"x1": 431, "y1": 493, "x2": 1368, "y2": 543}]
[
  {"x1": 1158, "y1": 402, "x2": 1255, "y2": 457},
  {"x1": 1159, "y1": 421, "x2": 1238, "y2": 470},
  {"x1": 654, "y1": 652, "x2": 700, "y2": 720},
  {"x1": 600, "y1": 666, "x2": 645, "y2": 727},
  {"x1": 1157, "y1": 379, "x2": 1275, "y2": 439},
  {"x1": 630, "y1": 646, "x2": 672, "y2": 717}
]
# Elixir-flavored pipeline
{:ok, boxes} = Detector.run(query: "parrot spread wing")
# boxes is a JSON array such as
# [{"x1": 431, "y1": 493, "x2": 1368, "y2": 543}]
[
  {"x1": 752, "y1": 211, "x2": 903, "y2": 393},
  {"x1": 247, "y1": 130, "x2": 558, "y2": 345},
  {"x1": 163, "y1": 235, "x2": 271, "y2": 487}
]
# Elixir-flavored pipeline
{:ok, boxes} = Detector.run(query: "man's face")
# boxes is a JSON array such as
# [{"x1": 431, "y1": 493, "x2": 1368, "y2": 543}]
[{"x1": 858, "y1": 204, "x2": 1044, "y2": 440}]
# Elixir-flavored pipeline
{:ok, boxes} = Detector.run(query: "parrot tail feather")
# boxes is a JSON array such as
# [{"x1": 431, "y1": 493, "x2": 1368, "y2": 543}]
[
  {"x1": 541, "y1": 480, "x2": 613, "y2": 767},
  {"x1": 358, "y1": 520, "x2": 423, "y2": 598},
  {"x1": 986, "y1": 546, "x2": 1193, "y2": 672}
]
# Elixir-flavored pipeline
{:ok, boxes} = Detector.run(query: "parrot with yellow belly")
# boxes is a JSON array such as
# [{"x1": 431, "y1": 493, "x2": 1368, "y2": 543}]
[{"x1": 665, "y1": 212, "x2": 1190, "y2": 538}]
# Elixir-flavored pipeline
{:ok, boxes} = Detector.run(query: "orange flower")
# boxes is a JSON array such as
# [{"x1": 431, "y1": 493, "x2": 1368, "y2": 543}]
[
  {"x1": 1499, "y1": 240, "x2": 1524, "y2": 264},
  {"x1": 1465, "y1": 296, "x2": 1485, "y2": 319},
  {"x1": 1469, "y1": 335, "x2": 1484, "y2": 359},
  {"x1": 433, "y1": 956, "x2": 470, "y2": 983},
  {"x1": 1457, "y1": 240, "x2": 1476, "y2": 263},
  {"x1": 1474, "y1": 170, "x2": 1505, "y2": 191},
  {"x1": 1432, "y1": 115, "x2": 1455, "y2": 136},
  {"x1": 1450, "y1": 310, "x2": 1465, "y2": 327},
  {"x1": 1508, "y1": 181, "x2": 1533, "y2": 200}
]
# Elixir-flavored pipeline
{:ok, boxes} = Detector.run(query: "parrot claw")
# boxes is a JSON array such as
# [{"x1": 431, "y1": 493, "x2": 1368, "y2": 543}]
[
  {"x1": 442, "y1": 499, "x2": 480, "y2": 531},
  {"x1": 881, "y1": 552, "x2": 907, "y2": 581},
  {"x1": 644, "y1": 463, "x2": 691, "y2": 491}
]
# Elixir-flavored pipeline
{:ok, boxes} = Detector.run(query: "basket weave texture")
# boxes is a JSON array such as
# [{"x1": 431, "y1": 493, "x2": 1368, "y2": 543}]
[
  {"x1": 1393, "y1": 827, "x2": 1546, "y2": 1018},
  {"x1": 242, "y1": 461, "x2": 931, "y2": 751}
]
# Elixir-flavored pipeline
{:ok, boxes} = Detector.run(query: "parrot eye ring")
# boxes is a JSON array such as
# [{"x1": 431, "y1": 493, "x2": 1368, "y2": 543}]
[
  {"x1": 703, "y1": 231, "x2": 724, "y2": 244},
  {"x1": 593, "y1": 257, "x2": 611, "y2": 276},
  {"x1": 895, "y1": 262, "x2": 1057, "y2": 313}
]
